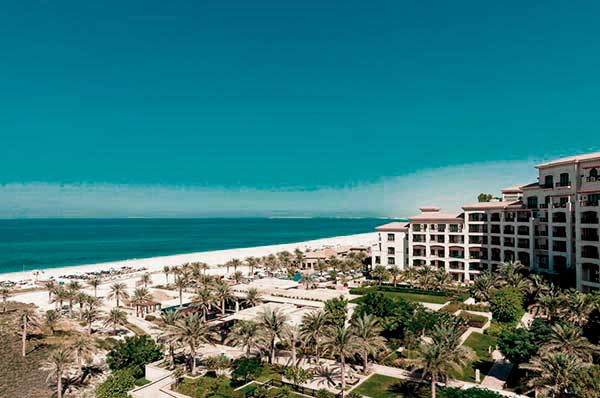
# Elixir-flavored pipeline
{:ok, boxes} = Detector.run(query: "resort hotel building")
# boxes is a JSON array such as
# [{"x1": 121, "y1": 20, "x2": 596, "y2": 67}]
[{"x1": 372, "y1": 151, "x2": 600, "y2": 292}]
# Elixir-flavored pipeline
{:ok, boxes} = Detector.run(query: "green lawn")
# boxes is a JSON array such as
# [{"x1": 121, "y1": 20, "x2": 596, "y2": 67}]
[
  {"x1": 353, "y1": 374, "x2": 430, "y2": 398},
  {"x1": 386, "y1": 291, "x2": 451, "y2": 304},
  {"x1": 449, "y1": 332, "x2": 496, "y2": 383}
]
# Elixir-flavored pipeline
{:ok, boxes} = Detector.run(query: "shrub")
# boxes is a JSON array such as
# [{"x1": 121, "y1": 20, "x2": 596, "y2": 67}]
[
  {"x1": 488, "y1": 287, "x2": 524, "y2": 323},
  {"x1": 440, "y1": 387, "x2": 502, "y2": 397},
  {"x1": 315, "y1": 389, "x2": 336, "y2": 398},
  {"x1": 231, "y1": 357, "x2": 263, "y2": 384},
  {"x1": 96, "y1": 368, "x2": 137, "y2": 398},
  {"x1": 459, "y1": 312, "x2": 488, "y2": 328},
  {"x1": 106, "y1": 335, "x2": 163, "y2": 378},
  {"x1": 497, "y1": 327, "x2": 537, "y2": 364},
  {"x1": 144, "y1": 314, "x2": 156, "y2": 322}
]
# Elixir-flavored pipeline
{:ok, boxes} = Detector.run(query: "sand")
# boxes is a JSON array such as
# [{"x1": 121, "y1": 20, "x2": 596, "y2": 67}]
[{"x1": 0, "y1": 232, "x2": 376, "y2": 283}]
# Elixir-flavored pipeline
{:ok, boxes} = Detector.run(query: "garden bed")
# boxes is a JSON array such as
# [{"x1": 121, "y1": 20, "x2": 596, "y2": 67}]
[{"x1": 353, "y1": 374, "x2": 430, "y2": 398}]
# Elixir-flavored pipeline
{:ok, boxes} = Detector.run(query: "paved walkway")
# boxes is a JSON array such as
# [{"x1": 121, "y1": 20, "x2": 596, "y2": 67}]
[
  {"x1": 481, "y1": 350, "x2": 513, "y2": 391},
  {"x1": 129, "y1": 374, "x2": 174, "y2": 398}
]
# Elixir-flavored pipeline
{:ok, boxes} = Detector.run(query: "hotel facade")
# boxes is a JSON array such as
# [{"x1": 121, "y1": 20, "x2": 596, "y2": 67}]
[{"x1": 372, "y1": 152, "x2": 600, "y2": 292}]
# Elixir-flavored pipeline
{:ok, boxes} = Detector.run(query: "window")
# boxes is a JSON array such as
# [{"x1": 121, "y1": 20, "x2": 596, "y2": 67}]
[
  {"x1": 387, "y1": 257, "x2": 395, "y2": 265},
  {"x1": 559, "y1": 173, "x2": 570, "y2": 187},
  {"x1": 527, "y1": 196, "x2": 538, "y2": 209},
  {"x1": 387, "y1": 247, "x2": 395, "y2": 255},
  {"x1": 544, "y1": 175, "x2": 554, "y2": 188},
  {"x1": 387, "y1": 233, "x2": 395, "y2": 242},
  {"x1": 375, "y1": 256, "x2": 380, "y2": 264},
  {"x1": 589, "y1": 168, "x2": 599, "y2": 182}
]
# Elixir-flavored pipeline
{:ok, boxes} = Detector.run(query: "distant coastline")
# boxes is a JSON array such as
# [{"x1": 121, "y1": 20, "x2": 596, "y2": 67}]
[{"x1": 0, "y1": 217, "x2": 393, "y2": 276}]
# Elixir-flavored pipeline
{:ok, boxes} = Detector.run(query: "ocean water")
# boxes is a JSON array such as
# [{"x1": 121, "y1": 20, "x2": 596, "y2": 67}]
[{"x1": 0, "y1": 218, "x2": 390, "y2": 273}]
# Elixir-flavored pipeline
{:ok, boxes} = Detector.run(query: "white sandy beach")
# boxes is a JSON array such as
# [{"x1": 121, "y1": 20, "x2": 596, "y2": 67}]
[{"x1": 0, "y1": 232, "x2": 377, "y2": 283}]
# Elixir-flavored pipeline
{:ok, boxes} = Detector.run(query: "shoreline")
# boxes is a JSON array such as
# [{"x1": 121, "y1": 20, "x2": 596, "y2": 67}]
[{"x1": 0, "y1": 232, "x2": 376, "y2": 282}]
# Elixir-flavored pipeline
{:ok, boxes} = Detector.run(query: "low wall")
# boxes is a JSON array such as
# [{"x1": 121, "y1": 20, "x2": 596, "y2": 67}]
[{"x1": 146, "y1": 360, "x2": 172, "y2": 382}]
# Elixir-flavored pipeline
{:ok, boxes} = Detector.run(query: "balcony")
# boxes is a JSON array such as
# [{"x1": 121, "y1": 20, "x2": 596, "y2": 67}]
[
  {"x1": 535, "y1": 243, "x2": 549, "y2": 250},
  {"x1": 518, "y1": 226, "x2": 530, "y2": 236},
  {"x1": 582, "y1": 246, "x2": 600, "y2": 260},
  {"x1": 555, "y1": 181, "x2": 571, "y2": 188},
  {"x1": 582, "y1": 230, "x2": 600, "y2": 242},
  {"x1": 586, "y1": 176, "x2": 600, "y2": 183},
  {"x1": 580, "y1": 200, "x2": 600, "y2": 207},
  {"x1": 581, "y1": 211, "x2": 599, "y2": 224},
  {"x1": 469, "y1": 263, "x2": 488, "y2": 272},
  {"x1": 518, "y1": 240, "x2": 530, "y2": 249},
  {"x1": 553, "y1": 228, "x2": 567, "y2": 238},
  {"x1": 517, "y1": 214, "x2": 531, "y2": 223},
  {"x1": 503, "y1": 238, "x2": 515, "y2": 247},
  {"x1": 552, "y1": 213, "x2": 567, "y2": 223},
  {"x1": 582, "y1": 263, "x2": 600, "y2": 283},
  {"x1": 449, "y1": 262, "x2": 464, "y2": 270},
  {"x1": 504, "y1": 226, "x2": 515, "y2": 235}
]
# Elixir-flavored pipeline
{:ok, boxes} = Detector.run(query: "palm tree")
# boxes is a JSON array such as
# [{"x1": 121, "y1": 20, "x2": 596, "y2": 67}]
[
  {"x1": 351, "y1": 313, "x2": 387, "y2": 373},
  {"x1": 229, "y1": 258, "x2": 242, "y2": 275},
  {"x1": 258, "y1": 307, "x2": 288, "y2": 364},
  {"x1": 311, "y1": 365, "x2": 340, "y2": 390},
  {"x1": 233, "y1": 270, "x2": 244, "y2": 284},
  {"x1": 225, "y1": 320, "x2": 266, "y2": 357},
  {"x1": 174, "y1": 275, "x2": 188, "y2": 309},
  {"x1": 86, "y1": 277, "x2": 101, "y2": 298},
  {"x1": 71, "y1": 336, "x2": 95, "y2": 376},
  {"x1": 432, "y1": 270, "x2": 451, "y2": 291},
  {"x1": 45, "y1": 309, "x2": 61, "y2": 335},
  {"x1": 389, "y1": 265, "x2": 401, "y2": 287},
  {"x1": 52, "y1": 286, "x2": 70, "y2": 311},
  {"x1": 0, "y1": 286, "x2": 12, "y2": 312},
  {"x1": 104, "y1": 308, "x2": 128, "y2": 334},
  {"x1": 66, "y1": 281, "x2": 82, "y2": 317},
  {"x1": 284, "y1": 324, "x2": 301, "y2": 365},
  {"x1": 131, "y1": 287, "x2": 152, "y2": 317},
  {"x1": 160, "y1": 310, "x2": 181, "y2": 368},
  {"x1": 164, "y1": 313, "x2": 218, "y2": 374},
  {"x1": 140, "y1": 272, "x2": 152, "y2": 288},
  {"x1": 46, "y1": 280, "x2": 57, "y2": 303},
  {"x1": 300, "y1": 310, "x2": 327, "y2": 363},
  {"x1": 408, "y1": 322, "x2": 475, "y2": 398},
  {"x1": 541, "y1": 323, "x2": 598, "y2": 362},
  {"x1": 245, "y1": 256, "x2": 258, "y2": 276},
  {"x1": 322, "y1": 325, "x2": 359, "y2": 398},
  {"x1": 163, "y1": 266, "x2": 171, "y2": 284},
  {"x1": 214, "y1": 281, "x2": 233, "y2": 315},
  {"x1": 20, "y1": 308, "x2": 40, "y2": 356},
  {"x1": 530, "y1": 288, "x2": 562, "y2": 322},
  {"x1": 41, "y1": 347, "x2": 72, "y2": 398},
  {"x1": 245, "y1": 287, "x2": 263, "y2": 307},
  {"x1": 371, "y1": 265, "x2": 389, "y2": 285},
  {"x1": 107, "y1": 282, "x2": 129, "y2": 308},
  {"x1": 300, "y1": 273, "x2": 316, "y2": 289},
  {"x1": 193, "y1": 286, "x2": 216, "y2": 321},
  {"x1": 525, "y1": 353, "x2": 583, "y2": 398},
  {"x1": 469, "y1": 271, "x2": 495, "y2": 302},
  {"x1": 82, "y1": 307, "x2": 101, "y2": 334},
  {"x1": 560, "y1": 289, "x2": 595, "y2": 327}
]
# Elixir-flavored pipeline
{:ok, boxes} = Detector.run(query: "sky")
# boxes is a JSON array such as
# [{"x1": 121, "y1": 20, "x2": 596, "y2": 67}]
[{"x1": 1, "y1": 1, "x2": 599, "y2": 218}]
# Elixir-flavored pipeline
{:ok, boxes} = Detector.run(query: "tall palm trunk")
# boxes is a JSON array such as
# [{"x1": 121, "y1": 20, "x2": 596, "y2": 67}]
[
  {"x1": 363, "y1": 348, "x2": 368, "y2": 372},
  {"x1": 221, "y1": 300, "x2": 226, "y2": 315},
  {"x1": 21, "y1": 315, "x2": 27, "y2": 357},
  {"x1": 270, "y1": 338, "x2": 276, "y2": 364},
  {"x1": 179, "y1": 289, "x2": 183, "y2": 309},
  {"x1": 340, "y1": 356, "x2": 346, "y2": 398},
  {"x1": 57, "y1": 372, "x2": 63, "y2": 398},
  {"x1": 431, "y1": 375, "x2": 436, "y2": 398},
  {"x1": 191, "y1": 347, "x2": 197, "y2": 374}
]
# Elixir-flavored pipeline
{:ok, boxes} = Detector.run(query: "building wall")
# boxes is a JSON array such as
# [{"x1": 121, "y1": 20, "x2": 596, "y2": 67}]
[
  {"x1": 372, "y1": 230, "x2": 408, "y2": 270},
  {"x1": 374, "y1": 154, "x2": 600, "y2": 292}
]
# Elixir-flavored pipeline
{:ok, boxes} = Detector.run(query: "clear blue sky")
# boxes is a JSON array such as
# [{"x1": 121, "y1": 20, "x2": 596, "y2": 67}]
[{"x1": 1, "y1": 1, "x2": 599, "y2": 217}]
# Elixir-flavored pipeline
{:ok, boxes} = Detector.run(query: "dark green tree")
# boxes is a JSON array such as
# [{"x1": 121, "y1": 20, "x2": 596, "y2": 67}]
[
  {"x1": 106, "y1": 335, "x2": 163, "y2": 378},
  {"x1": 323, "y1": 297, "x2": 348, "y2": 328},
  {"x1": 497, "y1": 328, "x2": 537, "y2": 364},
  {"x1": 489, "y1": 287, "x2": 524, "y2": 323},
  {"x1": 477, "y1": 193, "x2": 493, "y2": 202},
  {"x1": 95, "y1": 368, "x2": 137, "y2": 398}
]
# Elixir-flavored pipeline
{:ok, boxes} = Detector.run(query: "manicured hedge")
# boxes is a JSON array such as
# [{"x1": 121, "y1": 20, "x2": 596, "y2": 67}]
[
  {"x1": 350, "y1": 286, "x2": 452, "y2": 297},
  {"x1": 460, "y1": 312, "x2": 489, "y2": 328}
]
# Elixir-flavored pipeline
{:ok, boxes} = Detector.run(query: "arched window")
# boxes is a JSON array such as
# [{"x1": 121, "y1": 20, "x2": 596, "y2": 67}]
[{"x1": 590, "y1": 168, "x2": 598, "y2": 181}]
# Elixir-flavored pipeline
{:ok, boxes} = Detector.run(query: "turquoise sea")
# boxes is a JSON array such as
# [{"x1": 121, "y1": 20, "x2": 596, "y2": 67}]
[{"x1": 0, "y1": 218, "x2": 390, "y2": 273}]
